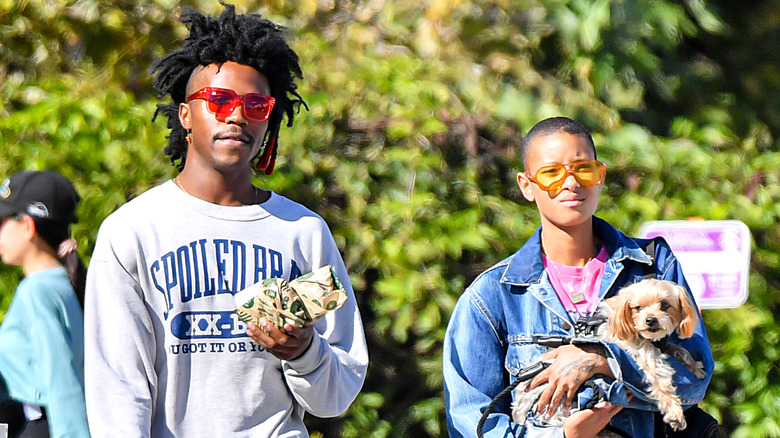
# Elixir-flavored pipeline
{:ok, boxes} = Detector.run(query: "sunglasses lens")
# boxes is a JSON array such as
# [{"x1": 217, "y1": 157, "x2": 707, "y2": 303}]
[
  {"x1": 243, "y1": 94, "x2": 273, "y2": 121},
  {"x1": 534, "y1": 165, "x2": 566, "y2": 189},
  {"x1": 573, "y1": 161, "x2": 604, "y2": 186},
  {"x1": 206, "y1": 90, "x2": 239, "y2": 119}
]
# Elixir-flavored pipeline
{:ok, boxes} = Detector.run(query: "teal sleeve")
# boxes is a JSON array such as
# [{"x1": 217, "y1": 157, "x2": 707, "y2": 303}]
[{"x1": 28, "y1": 287, "x2": 90, "y2": 438}]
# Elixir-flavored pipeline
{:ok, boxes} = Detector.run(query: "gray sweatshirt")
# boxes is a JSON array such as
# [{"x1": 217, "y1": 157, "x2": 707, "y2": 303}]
[{"x1": 84, "y1": 181, "x2": 368, "y2": 437}]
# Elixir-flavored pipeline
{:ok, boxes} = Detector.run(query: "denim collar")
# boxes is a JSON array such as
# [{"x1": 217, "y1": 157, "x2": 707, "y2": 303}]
[{"x1": 500, "y1": 216, "x2": 654, "y2": 286}]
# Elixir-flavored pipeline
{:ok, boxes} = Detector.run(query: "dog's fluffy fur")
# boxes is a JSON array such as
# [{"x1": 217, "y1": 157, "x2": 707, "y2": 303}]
[
  {"x1": 600, "y1": 278, "x2": 705, "y2": 430},
  {"x1": 510, "y1": 279, "x2": 706, "y2": 431}
]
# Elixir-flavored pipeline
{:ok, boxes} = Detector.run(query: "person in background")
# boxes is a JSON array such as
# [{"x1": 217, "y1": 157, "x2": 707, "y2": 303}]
[
  {"x1": 443, "y1": 117, "x2": 714, "y2": 437},
  {"x1": 84, "y1": 4, "x2": 367, "y2": 437},
  {"x1": 0, "y1": 170, "x2": 89, "y2": 438}
]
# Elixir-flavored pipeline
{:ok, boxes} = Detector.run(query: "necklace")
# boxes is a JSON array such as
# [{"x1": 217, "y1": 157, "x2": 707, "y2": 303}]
[
  {"x1": 173, "y1": 176, "x2": 190, "y2": 196},
  {"x1": 174, "y1": 176, "x2": 260, "y2": 204},
  {"x1": 545, "y1": 257, "x2": 588, "y2": 305}
]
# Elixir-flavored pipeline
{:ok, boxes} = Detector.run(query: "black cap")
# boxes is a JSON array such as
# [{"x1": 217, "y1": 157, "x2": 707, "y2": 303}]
[{"x1": 0, "y1": 170, "x2": 80, "y2": 223}]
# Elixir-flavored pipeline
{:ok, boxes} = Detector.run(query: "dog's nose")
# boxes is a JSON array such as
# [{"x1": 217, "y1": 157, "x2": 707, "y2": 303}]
[{"x1": 646, "y1": 317, "x2": 658, "y2": 327}]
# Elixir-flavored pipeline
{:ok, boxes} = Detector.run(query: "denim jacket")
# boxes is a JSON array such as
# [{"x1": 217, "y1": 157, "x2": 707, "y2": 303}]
[{"x1": 443, "y1": 217, "x2": 714, "y2": 438}]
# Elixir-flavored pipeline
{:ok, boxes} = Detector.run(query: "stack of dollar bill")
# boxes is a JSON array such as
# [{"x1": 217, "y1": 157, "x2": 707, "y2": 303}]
[{"x1": 234, "y1": 265, "x2": 348, "y2": 328}]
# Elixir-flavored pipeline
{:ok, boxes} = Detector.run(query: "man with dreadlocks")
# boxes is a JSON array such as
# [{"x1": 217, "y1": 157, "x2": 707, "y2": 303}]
[{"x1": 83, "y1": 4, "x2": 368, "y2": 437}]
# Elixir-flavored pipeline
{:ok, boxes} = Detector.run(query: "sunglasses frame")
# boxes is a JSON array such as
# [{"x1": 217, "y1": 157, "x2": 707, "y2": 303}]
[
  {"x1": 186, "y1": 87, "x2": 276, "y2": 122},
  {"x1": 526, "y1": 159, "x2": 607, "y2": 192}
]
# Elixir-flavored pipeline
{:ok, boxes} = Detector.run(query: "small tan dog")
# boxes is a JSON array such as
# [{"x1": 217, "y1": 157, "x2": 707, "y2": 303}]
[
  {"x1": 600, "y1": 278, "x2": 706, "y2": 430},
  {"x1": 510, "y1": 279, "x2": 706, "y2": 432}
]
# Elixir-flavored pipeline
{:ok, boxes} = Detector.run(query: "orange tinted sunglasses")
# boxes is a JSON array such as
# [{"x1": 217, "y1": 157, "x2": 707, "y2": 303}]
[
  {"x1": 186, "y1": 87, "x2": 275, "y2": 122},
  {"x1": 526, "y1": 160, "x2": 606, "y2": 192}
]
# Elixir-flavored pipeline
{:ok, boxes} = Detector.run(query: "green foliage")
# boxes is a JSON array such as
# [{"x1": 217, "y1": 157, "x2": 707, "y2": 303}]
[
  {"x1": 0, "y1": 70, "x2": 175, "y2": 255},
  {"x1": 2, "y1": 0, "x2": 780, "y2": 436}
]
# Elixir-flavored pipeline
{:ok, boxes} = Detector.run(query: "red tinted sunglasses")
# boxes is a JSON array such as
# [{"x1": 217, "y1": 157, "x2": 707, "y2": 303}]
[{"x1": 186, "y1": 87, "x2": 275, "y2": 122}]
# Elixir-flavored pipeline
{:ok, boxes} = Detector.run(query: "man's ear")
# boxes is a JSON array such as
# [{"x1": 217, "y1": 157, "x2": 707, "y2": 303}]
[
  {"x1": 517, "y1": 172, "x2": 535, "y2": 202},
  {"x1": 179, "y1": 102, "x2": 192, "y2": 131}
]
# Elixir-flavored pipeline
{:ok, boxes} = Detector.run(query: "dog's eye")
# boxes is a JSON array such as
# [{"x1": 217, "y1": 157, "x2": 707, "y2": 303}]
[
  {"x1": 634, "y1": 306, "x2": 642, "y2": 312},
  {"x1": 660, "y1": 301, "x2": 670, "y2": 311}
]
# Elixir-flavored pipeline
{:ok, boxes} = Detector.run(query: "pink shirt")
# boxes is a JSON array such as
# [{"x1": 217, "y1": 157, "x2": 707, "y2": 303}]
[{"x1": 543, "y1": 245, "x2": 608, "y2": 317}]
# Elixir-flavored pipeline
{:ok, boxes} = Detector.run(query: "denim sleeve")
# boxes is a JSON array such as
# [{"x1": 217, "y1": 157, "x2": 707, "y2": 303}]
[
  {"x1": 603, "y1": 246, "x2": 714, "y2": 410},
  {"x1": 443, "y1": 290, "x2": 526, "y2": 438}
]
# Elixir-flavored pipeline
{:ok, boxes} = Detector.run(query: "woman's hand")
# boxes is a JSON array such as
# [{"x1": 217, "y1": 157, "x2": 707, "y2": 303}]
[
  {"x1": 526, "y1": 344, "x2": 613, "y2": 418},
  {"x1": 563, "y1": 401, "x2": 624, "y2": 438}
]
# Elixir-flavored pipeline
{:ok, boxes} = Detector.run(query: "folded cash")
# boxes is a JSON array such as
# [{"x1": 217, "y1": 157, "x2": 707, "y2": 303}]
[{"x1": 234, "y1": 265, "x2": 348, "y2": 328}]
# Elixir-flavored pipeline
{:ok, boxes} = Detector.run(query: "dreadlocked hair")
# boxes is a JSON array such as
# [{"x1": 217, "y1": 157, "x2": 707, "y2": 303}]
[{"x1": 151, "y1": 2, "x2": 307, "y2": 174}]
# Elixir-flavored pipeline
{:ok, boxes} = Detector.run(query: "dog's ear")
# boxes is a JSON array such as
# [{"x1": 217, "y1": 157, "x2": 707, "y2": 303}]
[
  {"x1": 676, "y1": 284, "x2": 699, "y2": 339},
  {"x1": 608, "y1": 293, "x2": 638, "y2": 341}
]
